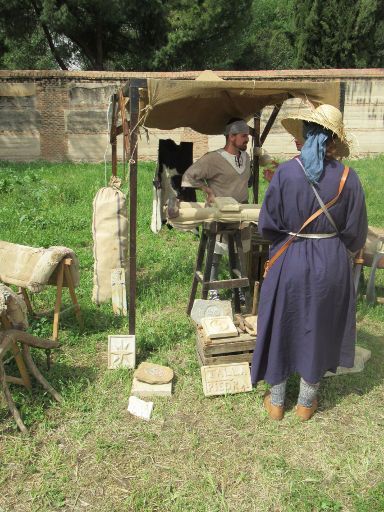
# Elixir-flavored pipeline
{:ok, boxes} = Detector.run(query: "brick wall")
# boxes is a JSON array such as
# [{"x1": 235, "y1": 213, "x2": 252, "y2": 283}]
[{"x1": 1, "y1": 69, "x2": 384, "y2": 163}]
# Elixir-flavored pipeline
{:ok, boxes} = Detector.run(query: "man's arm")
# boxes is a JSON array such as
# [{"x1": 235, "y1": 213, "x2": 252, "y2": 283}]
[{"x1": 182, "y1": 154, "x2": 215, "y2": 204}]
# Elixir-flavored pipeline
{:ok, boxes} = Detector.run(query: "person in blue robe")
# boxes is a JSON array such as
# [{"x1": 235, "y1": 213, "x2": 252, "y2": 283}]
[{"x1": 251, "y1": 104, "x2": 368, "y2": 421}]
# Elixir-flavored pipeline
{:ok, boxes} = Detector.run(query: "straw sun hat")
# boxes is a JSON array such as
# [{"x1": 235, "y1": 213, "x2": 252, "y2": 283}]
[{"x1": 281, "y1": 104, "x2": 351, "y2": 158}]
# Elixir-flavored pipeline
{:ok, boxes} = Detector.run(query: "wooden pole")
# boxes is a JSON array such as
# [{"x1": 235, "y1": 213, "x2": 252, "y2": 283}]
[
  {"x1": 128, "y1": 83, "x2": 139, "y2": 335},
  {"x1": 252, "y1": 112, "x2": 261, "y2": 204},
  {"x1": 110, "y1": 94, "x2": 118, "y2": 177}
]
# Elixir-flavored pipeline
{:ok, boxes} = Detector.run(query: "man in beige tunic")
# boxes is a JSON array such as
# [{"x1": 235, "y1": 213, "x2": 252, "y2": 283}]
[
  {"x1": 182, "y1": 119, "x2": 251, "y2": 204},
  {"x1": 182, "y1": 119, "x2": 251, "y2": 300}
]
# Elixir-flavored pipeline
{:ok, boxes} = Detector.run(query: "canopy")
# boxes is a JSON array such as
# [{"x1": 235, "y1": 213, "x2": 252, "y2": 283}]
[{"x1": 138, "y1": 71, "x2": 341, "y2": 135}]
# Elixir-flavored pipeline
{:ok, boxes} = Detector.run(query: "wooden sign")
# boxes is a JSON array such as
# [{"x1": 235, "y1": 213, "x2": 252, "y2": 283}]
[
  {"x1": 201, "y1": 362, "x2": 252, "y2": 396},
  {"x1": 108, "y1": 334, "x2": 135, "y2": 369}
]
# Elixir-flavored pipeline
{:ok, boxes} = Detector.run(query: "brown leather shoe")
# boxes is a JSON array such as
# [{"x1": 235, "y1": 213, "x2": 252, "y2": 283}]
[
  {"x1": 295, "y1": 399, "x2": 318, "y2": 421},
  {"x1": 263, "y1": 391, "x2": 284, "y2": 421}
]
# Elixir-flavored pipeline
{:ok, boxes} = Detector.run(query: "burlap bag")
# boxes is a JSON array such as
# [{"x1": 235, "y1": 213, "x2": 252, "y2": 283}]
[{"x1": 92, "y1": 179, "x2": 129, "y2": 304}]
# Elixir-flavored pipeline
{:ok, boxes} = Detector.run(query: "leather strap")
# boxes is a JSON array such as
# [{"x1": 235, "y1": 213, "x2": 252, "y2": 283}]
[{"x1": 263, "y1": 165, "x2": 350, "y2": 277}]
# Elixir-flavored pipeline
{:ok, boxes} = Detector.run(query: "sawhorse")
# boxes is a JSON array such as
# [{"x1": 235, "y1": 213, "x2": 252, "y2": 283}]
[{"x1": 187, "y1": 221, "x2": 250, "y2": 315}]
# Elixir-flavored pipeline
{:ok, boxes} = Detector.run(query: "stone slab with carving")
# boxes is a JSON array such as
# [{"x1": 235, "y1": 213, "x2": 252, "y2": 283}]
[
  {"x1": 190, "y1": 299, "x2": 233, "y2": 326},
  {"x1": 201, "y1": 315, "x2": 238, "y2": 339},
  {"x1": 324, "y1": 346, "x2": 371, "y2": 377},
  {"x1": 201, "y1": 362, "x2": 252, "y2": 396},
  {"x1": 131, "y1": 377, "x2": 172, "y2": 397},
  {"x1": 134, "y1": 362, "x2": 174, "y2": 384},
  {"x1": 127, "y1": 395, "x2": 153, "y2": 421},
  {"x1": 108, "y1": 335, "x2": 135, "y2": 369}
]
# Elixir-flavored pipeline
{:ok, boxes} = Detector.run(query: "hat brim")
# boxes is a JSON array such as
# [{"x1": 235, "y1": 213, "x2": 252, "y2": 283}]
[{"x1": 281, "y1": 117, "x2": 350, "y2": 158}]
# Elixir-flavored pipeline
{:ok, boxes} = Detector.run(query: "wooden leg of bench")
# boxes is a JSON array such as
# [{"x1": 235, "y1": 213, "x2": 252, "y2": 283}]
[
  {"x1": 10, "y1": 341, "x2": 32, "y2": 390},
  {"x1": 1, "y1": 314, "x2": 32, "y2": 390},
  {"x1": 64, "y1": 264, "x2": 83, "y2": 328},
  {"x1": 22, "y1": 346, "x2": 62, "y2": 403},
  {"x1": 52, "y1": 261, "x2": 64, "y2": 342},
  {"x1": 20, "y1": 288, "x2": 34, "y2": 316},
  {"x1": 0, "y1": 359, "x2": 28, "y2": 433}
]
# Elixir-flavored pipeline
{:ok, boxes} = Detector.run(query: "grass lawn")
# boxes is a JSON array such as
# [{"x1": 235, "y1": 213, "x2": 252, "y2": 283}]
[{"x1": 0, "y1": 156, "x2": 383, "y2": 512}]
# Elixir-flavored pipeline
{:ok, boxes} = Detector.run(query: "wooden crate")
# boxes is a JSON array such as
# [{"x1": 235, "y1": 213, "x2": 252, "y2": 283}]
[{"x1": 196, "y1": 326, "x2": 256, "y2": 366}]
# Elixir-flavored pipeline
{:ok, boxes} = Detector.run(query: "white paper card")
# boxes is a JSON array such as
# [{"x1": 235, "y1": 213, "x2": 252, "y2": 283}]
[{"x1": 127, "y1": 395, "x2": 153, "y2": 421}]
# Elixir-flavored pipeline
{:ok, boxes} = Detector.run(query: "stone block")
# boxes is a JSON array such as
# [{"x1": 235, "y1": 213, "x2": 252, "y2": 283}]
[
  {"x1": 69, "y1": 84, "x2": 119, "y2": 107},
  {"x1": 68, "y1": 134, "x2": 121, "y2": 162},
  {"x1": 0, "y1": 134, "x2": 40, "y2": 161},
  {"x1": 324, "y1": 346, "x2": 371, "y2": 377},
  {"x1": 131, "y1": 377, "x2": 172, "y2": 397},
  {"x1": 134, "y1": 362, "x2": 173, "y2": 384},
  {"x1": 0, "y1": 83, "x2": 36, "y2": 97},
  {"x1": 201, "y1": 316, "x2": 238, "y2": 339},
  {"x1": 66, "y1": 110, "x2": 109, "y2": 133},
  {"x1": 127, "y1": 395, "x2": 153, "y2": 420},
  {"x1": 108, "y1": 335, "x2": 135, "y2": 369},
  {"x1": 0, "y1": 110, "x2": 40, "y2": 132},
  {"x1": 0, "y1": 96, "x2": 35, "y2": 109},
  {"x1": 201, "y1": 362, "x2": 252, "y2": 396},
  {"x1": 190, "y1": 299, "x2": 233, "y2": 326}
]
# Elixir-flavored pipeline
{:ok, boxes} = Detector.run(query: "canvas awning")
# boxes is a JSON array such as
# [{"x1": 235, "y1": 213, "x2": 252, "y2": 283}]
[{"x1": 137, "y1": 71, "x2": 341, "y2": 135}]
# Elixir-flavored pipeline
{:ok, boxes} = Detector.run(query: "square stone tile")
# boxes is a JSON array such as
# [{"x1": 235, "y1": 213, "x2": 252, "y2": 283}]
[
  {"x1": 108, "y1": 335, "x2": 135, "y2": 369},
  {"x1": 201, "y1": 315, "x2": 238, "y2": 339},
  {"x1": 190, "y1": 299, "x2": 233, "y2": 326},
  {"x1": 201, "y1": 363, "x2": 252, "y2": 396}
]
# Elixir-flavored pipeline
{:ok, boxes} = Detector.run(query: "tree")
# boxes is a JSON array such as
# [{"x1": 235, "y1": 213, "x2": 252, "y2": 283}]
[
  {"x1": 0, "y1": 0, "x2": 169, "y2": 70},
  {"x1": 152, "y1": 0, "x2": 253, "y2": 70},
  {"x1": 294, "y1": 0, "x2": 384, "y2": 68}
]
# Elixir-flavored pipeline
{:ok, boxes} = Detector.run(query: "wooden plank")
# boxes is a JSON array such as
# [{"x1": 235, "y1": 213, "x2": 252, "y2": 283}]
[
  {"x1": 196, "y1": 328, "x2": 256, "y2": 356},
  {"x1": 202, "y1": 278, "x2": 249, "y2": 290},
  {"x1": 196, "y1": 348, "x2": 253, "y2": 366}
]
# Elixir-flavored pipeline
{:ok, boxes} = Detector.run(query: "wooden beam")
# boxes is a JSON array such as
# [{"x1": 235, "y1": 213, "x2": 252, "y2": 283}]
[
  {"x1": 260, "y1": 104, "x2": 281, "y2": 146},
  {"x1": 128, "y1": 84, "x2": 140, "y2": 335}
]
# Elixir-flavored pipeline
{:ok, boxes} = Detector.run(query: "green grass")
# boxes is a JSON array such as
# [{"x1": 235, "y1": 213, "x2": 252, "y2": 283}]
[{"x1": 0, "y1": 156, "x2": 383, "y2": 512}]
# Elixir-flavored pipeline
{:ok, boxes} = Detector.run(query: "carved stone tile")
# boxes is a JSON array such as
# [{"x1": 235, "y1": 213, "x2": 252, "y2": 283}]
[
  {"x1": 131, "y1": 377, "x2": 172, "y2": 397},
  {"x1": 108, "y1": 335, "x2": 135, "y2": 369},
  {"x1": 201, "y1": 315, "x2": 238, "y2": 339},
  {"x1": 127, "y1": 395, "x2": 153, "y2": 421},
  {"x1": 134, "y1": 362, "x2": 173, "y2": 384},
  {"x1": 201, "y1": 363, "x2": 252, "y2": 396},
  {"x1": 190, "y1": 299, "x2": 233, "y2": 326}
]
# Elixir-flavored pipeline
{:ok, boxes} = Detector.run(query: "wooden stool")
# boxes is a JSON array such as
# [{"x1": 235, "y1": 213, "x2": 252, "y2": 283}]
[
  {"x1": 187, "y1": 221, "x2": 250, "y2": 315},
  {"x1": 0, "y1": 314, "x2": 61, "y2": 433},
  {"x1": 20, "y1": 257, "x2": 83, "y2": 342}
]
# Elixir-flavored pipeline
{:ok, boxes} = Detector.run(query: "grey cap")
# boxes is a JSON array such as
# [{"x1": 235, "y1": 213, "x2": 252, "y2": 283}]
[{"x1": 224, "y1": 120, "x2": 250, "y2": 136}]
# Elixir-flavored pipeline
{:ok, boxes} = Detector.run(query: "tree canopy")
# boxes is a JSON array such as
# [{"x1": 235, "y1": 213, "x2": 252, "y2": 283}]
[{"x1": 0, "y1": 0, "x2": 383, "y2": 71}]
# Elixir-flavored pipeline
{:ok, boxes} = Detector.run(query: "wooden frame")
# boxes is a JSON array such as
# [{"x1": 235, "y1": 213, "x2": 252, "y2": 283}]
[{"x1": 111, "y1": 78, "x2": 346, "y2": 337}]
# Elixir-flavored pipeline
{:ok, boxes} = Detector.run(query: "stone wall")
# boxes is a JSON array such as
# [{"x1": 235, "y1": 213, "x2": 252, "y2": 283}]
[{"x1": 0, "y1": 69, "x2": 383, "y2": 163}]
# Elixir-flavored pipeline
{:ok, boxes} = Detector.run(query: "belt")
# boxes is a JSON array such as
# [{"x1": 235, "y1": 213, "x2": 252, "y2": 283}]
[{"x1": 288, "y1": 232, "x2": 337, "y2": 239}]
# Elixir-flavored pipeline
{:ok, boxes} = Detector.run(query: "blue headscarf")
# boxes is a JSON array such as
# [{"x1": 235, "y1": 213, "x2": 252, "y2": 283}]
[{"x1": 300, "y1": 122, "x2": 333, "y2": 184}]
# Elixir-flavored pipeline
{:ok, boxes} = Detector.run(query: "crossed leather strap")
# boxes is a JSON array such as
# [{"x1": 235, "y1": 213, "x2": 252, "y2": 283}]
[{"x1": 263, "y1": 165, "x2": 350, "y2": 277}]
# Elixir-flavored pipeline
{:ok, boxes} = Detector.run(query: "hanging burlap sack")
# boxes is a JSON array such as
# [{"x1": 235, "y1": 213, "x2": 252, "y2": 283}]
[{"x1": 92, "y1": 177, "x2": 129, "y2": 304}]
